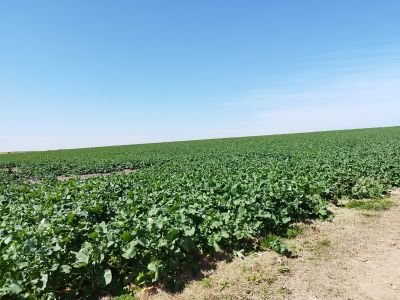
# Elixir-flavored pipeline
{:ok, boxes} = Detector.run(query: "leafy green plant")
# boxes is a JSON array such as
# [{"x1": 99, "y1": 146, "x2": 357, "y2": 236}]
[
  {"x1": 200, "y1": 278, "x2": 213, "y2": 288},
  {"x1": 277, "y1": 266, "x2": 290, "y2": 274},
  {"x1": 261, "y1": 235, "x2": 291, "y2": 256},
  {"x1": 346, "y1": 198, "x2": 394, "y2": 211},
  {"x1": 286, "y1": 225, "x2": 304, "y2": 239},
  {"x1": 0, "y1": 126, "x2": 399, "y2": 297}
]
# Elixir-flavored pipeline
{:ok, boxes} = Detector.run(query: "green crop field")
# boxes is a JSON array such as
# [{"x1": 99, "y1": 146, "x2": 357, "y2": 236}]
[{"x1": 1, "y1": 127, "x2": 400, "y2": 298}]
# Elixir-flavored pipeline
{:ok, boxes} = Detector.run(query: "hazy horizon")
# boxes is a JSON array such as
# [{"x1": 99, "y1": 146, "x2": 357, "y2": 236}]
[{"x1": 1, "y1": 125, "x2": 398, "y2": 153}]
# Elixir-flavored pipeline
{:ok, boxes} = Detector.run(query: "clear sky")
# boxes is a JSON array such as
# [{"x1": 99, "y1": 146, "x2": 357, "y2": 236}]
[{"x1": 1, "y1": 1, "x2": 400, "y2": 151}]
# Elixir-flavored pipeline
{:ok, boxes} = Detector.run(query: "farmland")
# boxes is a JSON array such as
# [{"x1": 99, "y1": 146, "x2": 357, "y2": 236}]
[{"x1": 1, "y1": 127, "x2": 400, "y2": 299}]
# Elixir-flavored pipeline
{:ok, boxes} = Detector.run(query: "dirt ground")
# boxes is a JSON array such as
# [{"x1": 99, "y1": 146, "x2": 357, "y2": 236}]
[
  {"x1": 144, "y1": 190, "x2": 400, "y2": 300},
  {"x1": 56, "y1": 169, "x2": 135, "y2": 181},
  {"x1": 13, "y1": 168, "x2": 136, "y2": 184}
]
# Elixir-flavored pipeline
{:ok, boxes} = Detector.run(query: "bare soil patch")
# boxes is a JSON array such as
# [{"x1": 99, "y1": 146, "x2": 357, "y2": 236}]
[
  {"x1": 56, "y1": 169, "x2": 136, "y2": 182},
  {"x1": 142, "y1": 190, "x2": 400, "y2": 300},
  {"x1": 20, "y1": 169, "x2": 136, "y2": 184}
]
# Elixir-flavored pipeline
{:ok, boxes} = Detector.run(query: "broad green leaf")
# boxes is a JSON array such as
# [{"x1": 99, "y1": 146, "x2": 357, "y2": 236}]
[
  {"x1": 61, "y1": 265, "x2": 71, "y2": 274},
  {"x1": 184, "y1": 227, "x2": 195, "y2": 237},
  {"x1": 104, "y1": 269, "x2": 112, "y2": 285},
  {"x1": 122, "y1": 240, "x2": 137, "y2": 259}
]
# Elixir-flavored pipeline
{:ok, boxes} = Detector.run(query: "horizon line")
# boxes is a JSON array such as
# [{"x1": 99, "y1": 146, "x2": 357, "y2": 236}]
[{"x1": 3, "y1": 124, "x2": 399, "y2": 154}]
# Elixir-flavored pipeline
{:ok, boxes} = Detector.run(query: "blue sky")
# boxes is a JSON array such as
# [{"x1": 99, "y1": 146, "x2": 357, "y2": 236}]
[{"x1": 1, "y1": 1, "x2": 400, "y2": 151}]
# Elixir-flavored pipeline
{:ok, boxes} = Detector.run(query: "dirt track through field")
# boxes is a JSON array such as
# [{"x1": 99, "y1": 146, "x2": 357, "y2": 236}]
[
  {"x1": 146, "y1": 190, "x2": 400, "y2": 300},
  {"x1": 56, "y1": 168, "x2": 135, "y2": 181},
  {"x1": 283, "y1": 189, "x2": 400, "y2": 300}
]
